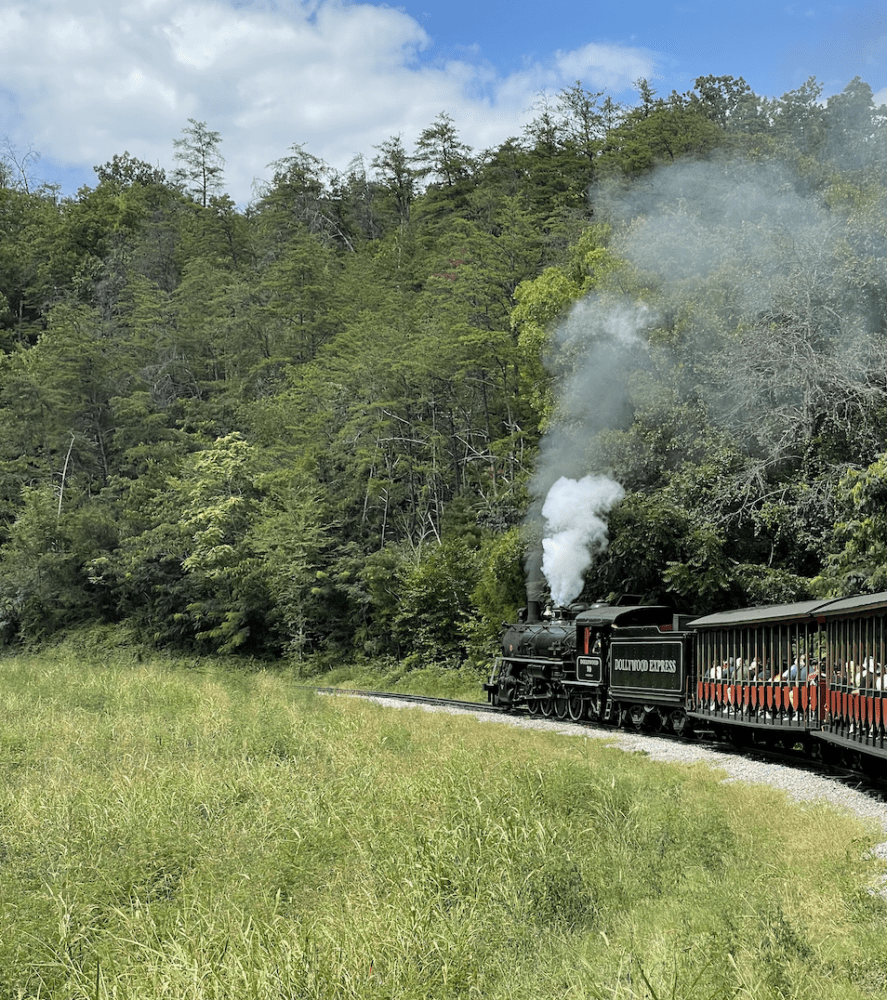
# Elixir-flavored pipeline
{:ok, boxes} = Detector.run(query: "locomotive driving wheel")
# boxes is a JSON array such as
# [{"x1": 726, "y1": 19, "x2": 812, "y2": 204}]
[
  {"x1": 554, "y1": 693, "x2": 569, "y2": 719},
  {"x1": 540, "y1": 696, "x2": 553, "y2": 717},
  {"x1": 567, "y1": 692, "x2": 584, "y2": 721}
]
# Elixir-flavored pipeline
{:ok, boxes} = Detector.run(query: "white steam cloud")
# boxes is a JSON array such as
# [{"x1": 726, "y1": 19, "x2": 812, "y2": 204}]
[
  {"x1": 541, "y1": 475, "x2": 625, "y2": 606},
  {"x1": 523, "y1": 297, "x2": 650, "y2": 608}
]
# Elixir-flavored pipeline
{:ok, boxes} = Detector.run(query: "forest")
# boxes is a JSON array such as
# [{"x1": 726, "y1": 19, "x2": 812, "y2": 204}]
[{"x1": 1, "y1": 73, "x2": 886, "y2": 666}]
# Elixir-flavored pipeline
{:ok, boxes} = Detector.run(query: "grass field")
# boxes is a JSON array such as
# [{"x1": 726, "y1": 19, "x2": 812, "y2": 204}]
[
  {"x1": 317, "y1": 659, "x2": 489, "y2": 701},
  {"x1": 2, "y1": 643, "x2": 887, "y2": 998}
]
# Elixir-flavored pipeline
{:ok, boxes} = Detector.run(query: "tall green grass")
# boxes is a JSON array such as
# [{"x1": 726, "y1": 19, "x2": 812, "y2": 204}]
[
  {"x1": 0, "y1": 646, "x2": 885, "y2": 998},
  {"x1": 312, "y1": 658, "x2": 490, "y2": 701}
]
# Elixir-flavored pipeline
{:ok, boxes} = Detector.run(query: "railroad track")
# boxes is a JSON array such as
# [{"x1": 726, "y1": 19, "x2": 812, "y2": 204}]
[{"x1": 313, "y1": 687, "x2": 501, "y2": 715}]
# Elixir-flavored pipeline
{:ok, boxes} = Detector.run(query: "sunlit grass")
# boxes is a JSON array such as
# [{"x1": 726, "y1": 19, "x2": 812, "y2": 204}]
[
  {"x1": 316, "y1": 658, "x2": 489, "y2": 701},
  {"x1": 0, "y1": 645, "x2": 885, "y2": 998}
]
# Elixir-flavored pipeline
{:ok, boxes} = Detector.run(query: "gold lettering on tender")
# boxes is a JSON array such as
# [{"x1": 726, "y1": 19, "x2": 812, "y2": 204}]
[{"x1": 615, "y1": 657, "x2": 678, "y2": 674}]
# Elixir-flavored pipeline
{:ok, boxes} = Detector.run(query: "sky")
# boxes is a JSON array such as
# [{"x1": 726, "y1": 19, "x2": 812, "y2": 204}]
[{"x1": 1, "y1": 0, "x2": 885, "y2": 205}]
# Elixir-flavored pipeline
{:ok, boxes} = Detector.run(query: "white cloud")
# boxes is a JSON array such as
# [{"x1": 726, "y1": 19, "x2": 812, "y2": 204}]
[
  {"x1": 875, "y1": 87, "x2": 887, "y2": 108},
  {"x1": 0, "y1": 0, "x2": 656, "y2": 203},
  {"x1": 555, "y1": 42, "x2": 655, "y2": 90}
]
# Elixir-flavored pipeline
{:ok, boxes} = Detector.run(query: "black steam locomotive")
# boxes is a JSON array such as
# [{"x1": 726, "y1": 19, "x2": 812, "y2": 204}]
[{"x1": 485, "y1": 591, "x2": 887, "y2": 769}]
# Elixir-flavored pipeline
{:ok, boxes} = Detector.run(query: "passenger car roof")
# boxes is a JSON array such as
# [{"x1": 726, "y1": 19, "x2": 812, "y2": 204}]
[
  {"x1": 812, "y1": 591, "x2": 887, "y2": 618},
  {"x1": 689, "y1": 591, "x2": 887, "y2": 629},
  {"x1": 688, "y1": 600, "x2": 837, "y2": 629}
]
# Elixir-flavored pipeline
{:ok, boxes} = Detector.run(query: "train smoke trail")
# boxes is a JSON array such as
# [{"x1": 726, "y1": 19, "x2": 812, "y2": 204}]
[
  {"x1": 527, "y1": 298, "x2": 652, "y2": 605},
  {"x1": 529, "y1": 136, "x2": 887, "y2": 608},
  {"x1": 599, "y1": 156, "x2": 887, "y2": 466},
  {"x1": 541, "y1": 475, "x2": 625, "y2": 606}
]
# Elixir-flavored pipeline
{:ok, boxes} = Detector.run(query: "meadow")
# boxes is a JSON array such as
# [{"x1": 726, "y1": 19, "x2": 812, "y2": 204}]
[
  {"x1": 317, "y1": 659, "x2": 489, "y2": 702},
  {"x1": 2, "y1": 641, "x2": 887, "y2": 999}
]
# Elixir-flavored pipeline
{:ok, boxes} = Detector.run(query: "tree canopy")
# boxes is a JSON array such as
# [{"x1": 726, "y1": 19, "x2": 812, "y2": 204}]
[{"x1": 1, "y1": 81, "x2": 887, "y2": 662}]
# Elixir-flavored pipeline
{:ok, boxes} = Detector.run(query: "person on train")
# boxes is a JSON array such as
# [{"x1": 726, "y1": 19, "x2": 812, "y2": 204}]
[
  {"x1": 781, "y1": 656, "x2": 804, "y2": 682},
  {"x1": 854, "y1": 657, "x2": 876, "y2": 689}
]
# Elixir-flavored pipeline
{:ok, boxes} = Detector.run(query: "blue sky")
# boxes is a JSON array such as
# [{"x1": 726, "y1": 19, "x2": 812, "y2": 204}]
[
  {"x1": 408, "y1": 0, "x2": 885, "y2": 98},
  {"x1": 1, "y1": 0, "x2": 884, "y2": 205}
]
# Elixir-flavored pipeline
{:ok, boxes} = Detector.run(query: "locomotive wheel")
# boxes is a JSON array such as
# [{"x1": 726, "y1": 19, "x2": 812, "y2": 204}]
[
  {"x1": 540, "y1": 697, "x2": 554, "y2": 717},
  {"x1": 629, "y1": 705, "x2": 646, "y2": 730},
  {"x1": 554, "y1": 694, "x2": 569, "y2": 720},
  {"x1": 527, "y1": 698, "x2": 541, "y2": 716},
  {"x1": 567, "y1": 692, "x2": 584, "y2": 721}
]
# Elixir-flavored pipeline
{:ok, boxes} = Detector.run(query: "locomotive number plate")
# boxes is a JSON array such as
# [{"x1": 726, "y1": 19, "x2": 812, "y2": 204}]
[{"x1": 576, "y1": 656, "x2": 602, "y2": 684}]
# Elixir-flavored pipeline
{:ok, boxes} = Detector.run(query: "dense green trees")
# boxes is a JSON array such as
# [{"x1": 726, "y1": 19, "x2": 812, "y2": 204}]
[{"x1": 1, "y1": 82, "x2": 886, "y2": 661}]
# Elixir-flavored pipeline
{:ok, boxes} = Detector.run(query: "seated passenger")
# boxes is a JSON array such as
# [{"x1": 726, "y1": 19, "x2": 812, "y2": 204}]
[
  {"x1": 855, "y1": 657, "x2": 875, "y2": 689},
  {"x1": 781, "y1": 659, "x2": 801, "y2": 682}
]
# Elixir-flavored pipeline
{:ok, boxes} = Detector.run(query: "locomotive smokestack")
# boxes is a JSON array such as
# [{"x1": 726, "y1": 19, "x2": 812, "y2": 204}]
[{"x1": 526, "y1": 546, "x2": 544, "y2": 623}]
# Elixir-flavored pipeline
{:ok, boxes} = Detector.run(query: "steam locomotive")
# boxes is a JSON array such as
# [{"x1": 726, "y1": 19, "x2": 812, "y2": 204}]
[{"x1": 485, "y1": 591, "x2": 887, "y2": 769}]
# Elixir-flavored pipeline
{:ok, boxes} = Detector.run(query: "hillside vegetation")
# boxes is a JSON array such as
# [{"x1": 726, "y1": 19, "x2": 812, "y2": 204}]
[
  {"x1": 1, "y1": 648, "x2": 885, "y2": 999},
  {"x1": 2, "y1": 76, "x2": 887, "y2": 664}
]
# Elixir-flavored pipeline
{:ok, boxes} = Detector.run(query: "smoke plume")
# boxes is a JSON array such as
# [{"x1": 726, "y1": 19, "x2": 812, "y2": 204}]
[
  {"x1": 541, "y1": 475, "x2": 625, "y2": 606},
  {"x1": 526, "y1": 136, "x2": 887, "y2": 605},
  {"x1": 600, "y1": 156, "x2": 887, "y2": 464},
  {"x1": 527, "y1": 297, "x2": 652, "y2": 602}
]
